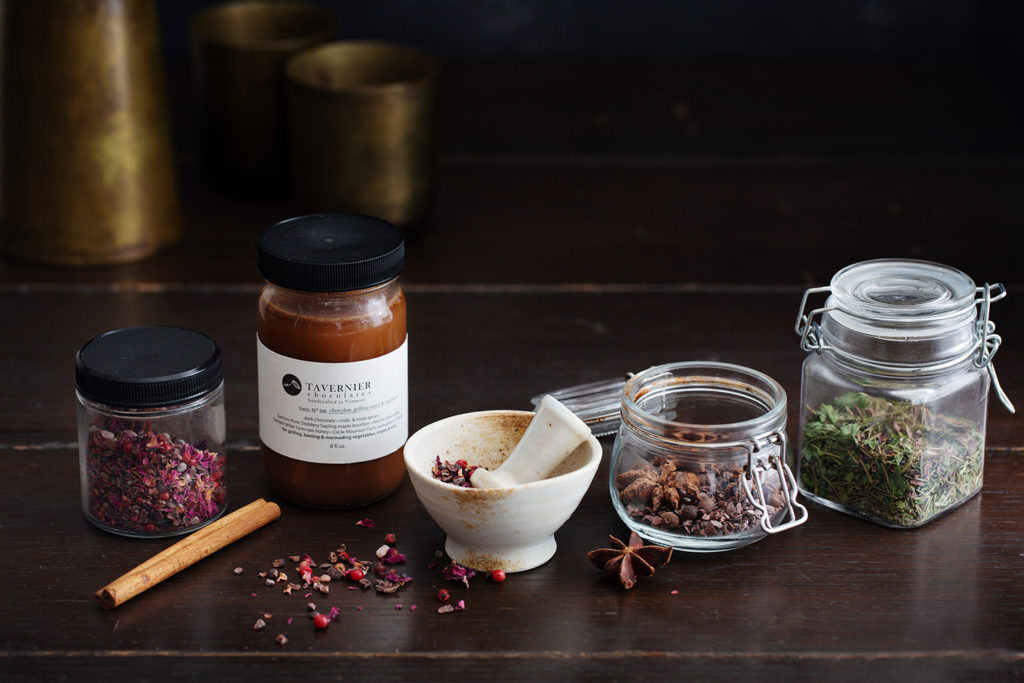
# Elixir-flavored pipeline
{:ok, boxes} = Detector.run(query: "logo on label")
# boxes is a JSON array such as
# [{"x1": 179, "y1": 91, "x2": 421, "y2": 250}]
[{"x1": 282, "y1": 374, "x2": 302, "y2": 396}]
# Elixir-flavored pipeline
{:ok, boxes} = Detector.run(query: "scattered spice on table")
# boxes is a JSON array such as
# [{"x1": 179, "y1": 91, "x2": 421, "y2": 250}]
[
  {"x1": 84, "y1": 423, "x2": 226, "y2": 534},
  {"x1": 242, "y1": 537, "x2": 504, "y2": 643},
  {"x1": 801, "y1": 391, "x2": 984, "y2": 527},
  {"x1": 431, "y1": 456, "x2": 480, "y2": 487},
  {"x1": 615, "y1": 456, "x2": 782, "y2": 537},
  {"x1": 441, "y1": 562, "x2": 476, "y2": 587},
  {"x1": 376, "y1": 545, "x2": 407, "y2": 564},
  {"x1": 588, "y1": 531, "x2": 673, "y2": 590}
]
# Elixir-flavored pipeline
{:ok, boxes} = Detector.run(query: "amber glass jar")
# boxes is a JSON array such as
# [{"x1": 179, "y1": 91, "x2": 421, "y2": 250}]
[{"x1": 257, "y1": 214, "x2": 407, "y2": 508}]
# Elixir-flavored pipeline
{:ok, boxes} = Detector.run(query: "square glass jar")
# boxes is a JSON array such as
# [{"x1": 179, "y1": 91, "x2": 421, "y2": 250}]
[{"x1": 795, "y1": 259, "x2": 1010, "y2": 528}]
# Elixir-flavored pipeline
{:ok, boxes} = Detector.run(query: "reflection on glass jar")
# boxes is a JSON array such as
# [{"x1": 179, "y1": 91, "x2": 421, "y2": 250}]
[
  {"x1": 610, "y1": 362, "x2": 807, "y2": 552},
  {"x1": 795, "y1": 259, "x2": 1012, "y2": 528}
]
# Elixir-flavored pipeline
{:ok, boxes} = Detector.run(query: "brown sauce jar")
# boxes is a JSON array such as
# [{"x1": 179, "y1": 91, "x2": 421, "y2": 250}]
[{"x1": 257, "y1": 214, "x2": 407, "y2": 508}]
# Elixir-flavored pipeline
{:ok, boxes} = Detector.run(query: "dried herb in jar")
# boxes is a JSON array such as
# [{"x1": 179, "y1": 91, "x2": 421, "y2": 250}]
[
  {"x1": 800, "y1": 392, "x2": 983, "y2": 526},
  {"x1": 85, "y1": 422, "x2": 226, "y2": 534}
]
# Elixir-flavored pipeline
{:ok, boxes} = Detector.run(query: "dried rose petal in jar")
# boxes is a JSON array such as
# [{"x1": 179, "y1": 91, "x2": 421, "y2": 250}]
[{"x1": 75, "y1": 326, "x2": 227, "y2": 538}]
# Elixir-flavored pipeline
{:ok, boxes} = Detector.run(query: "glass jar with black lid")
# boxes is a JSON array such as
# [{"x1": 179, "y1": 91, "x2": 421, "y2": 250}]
[
  {"x1": 75, "y1": 326, "x2": 227, "y2": 537},
  {"x1": 795, "y1": 259, "x2": 1012, "y2": 528}
]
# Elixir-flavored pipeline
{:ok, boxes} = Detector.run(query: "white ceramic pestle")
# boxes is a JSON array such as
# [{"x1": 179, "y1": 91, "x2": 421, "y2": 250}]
[{"x1": 468, "y1": 395, "x2": 592, "y2": 489}]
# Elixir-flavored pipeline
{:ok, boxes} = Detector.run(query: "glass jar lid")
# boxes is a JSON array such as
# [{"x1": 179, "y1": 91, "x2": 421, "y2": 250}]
[
  {"x1": 796, "y1": 258, "x2": 1013, "y2": 411},
  {"x1": 828, "y1": 259, "x2": 978, "y2": 337}
]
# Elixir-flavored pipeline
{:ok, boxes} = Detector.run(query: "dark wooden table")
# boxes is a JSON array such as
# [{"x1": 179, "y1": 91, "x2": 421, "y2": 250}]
[{"x1": 2, "y1": 60, "x2": 1023, "y2": 680}]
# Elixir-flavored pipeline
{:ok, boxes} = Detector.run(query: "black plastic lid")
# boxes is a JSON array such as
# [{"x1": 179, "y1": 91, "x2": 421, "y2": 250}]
[
  {"x1": 257, "y1": 214, "x2": 405, "y2": 292},
  {"x1": 75, "y1": 326, "x2": 224, "y2": 409}
]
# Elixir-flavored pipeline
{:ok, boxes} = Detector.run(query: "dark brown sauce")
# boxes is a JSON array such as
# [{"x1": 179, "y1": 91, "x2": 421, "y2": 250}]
[{"x1": 258, "y1": 284, "x2": 407, "y2": 508}]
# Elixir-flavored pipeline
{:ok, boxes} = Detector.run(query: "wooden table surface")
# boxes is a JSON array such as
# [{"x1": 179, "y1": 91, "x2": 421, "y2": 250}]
[{"x1": 1, "y1": 60, "x2": 1023, "y2": 680}]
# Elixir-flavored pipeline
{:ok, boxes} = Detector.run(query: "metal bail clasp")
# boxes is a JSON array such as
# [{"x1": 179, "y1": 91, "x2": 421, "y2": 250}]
[
  {"x1": 975, "y1": 283, "x2": 1014, "y2": 414},
  {"x1": 794, "y1": 286, "x2": 835, "y2": 353},
  {"x1": 741, "y1": 430, "x2": 809, "y2": 534}
]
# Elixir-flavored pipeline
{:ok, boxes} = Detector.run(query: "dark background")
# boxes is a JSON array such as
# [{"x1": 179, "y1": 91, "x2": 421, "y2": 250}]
[
  {"x1": 160, "y1": 0, "x2": 1018, "y2": 62},
  {"x1": 159, "y1": 0, "x2": 1024, "y2": 111},
  {"x1": 158, "y1": 0, "x2": 1024, "y2": 159}
]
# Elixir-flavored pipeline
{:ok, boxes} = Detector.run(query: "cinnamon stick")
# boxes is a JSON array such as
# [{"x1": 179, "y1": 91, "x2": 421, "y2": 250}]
[{"x1": 96, "y1": 498, "x2": 281, "y2": 609}]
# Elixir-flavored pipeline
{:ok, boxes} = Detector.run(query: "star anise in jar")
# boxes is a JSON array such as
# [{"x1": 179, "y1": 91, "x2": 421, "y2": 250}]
[
  {"x1": 588, "y1": 531, "x2": 673, "y2": 590},
  {"x1": 616, "y1": 461, "x2": 700, "y2": 513}
]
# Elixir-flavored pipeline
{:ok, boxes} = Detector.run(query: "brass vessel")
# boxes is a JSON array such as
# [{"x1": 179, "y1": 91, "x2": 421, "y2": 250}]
[
  {"x1": 191, "y1": 1, "x2": 334, "y2": 193},
  {"x1": 287, "y1": 41, "x2": 439, "y2": 227},
  {"x1": 0, "y1": 0, "x2": 180, "y2": 266}
]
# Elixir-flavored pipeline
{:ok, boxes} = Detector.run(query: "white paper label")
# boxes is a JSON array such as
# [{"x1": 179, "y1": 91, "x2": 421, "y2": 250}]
[{"x1": 257, "y1": 336, "x2": 408, "y2": 464}]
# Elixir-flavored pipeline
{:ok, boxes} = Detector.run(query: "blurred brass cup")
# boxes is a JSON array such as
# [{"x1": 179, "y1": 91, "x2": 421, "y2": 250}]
[
  {"x1": 0, "y1": 0, "x2": 180, "y2": 266},
  {"x1": 191, "y1": 0, "x2": 334, "y2": 192},
  {"x1": 287, "y1": 41, "x2": 439, "y2": 226}
]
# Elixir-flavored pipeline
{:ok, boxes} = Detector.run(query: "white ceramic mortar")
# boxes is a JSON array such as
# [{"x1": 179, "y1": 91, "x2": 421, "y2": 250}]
[{"x1": 403, "y1": 409, "x2": 602, "y2": 572}]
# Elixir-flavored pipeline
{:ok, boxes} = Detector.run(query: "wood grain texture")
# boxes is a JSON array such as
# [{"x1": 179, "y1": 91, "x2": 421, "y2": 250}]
[{"x1": 1, "y1": 59, "x2": 1022, "y2": 680}]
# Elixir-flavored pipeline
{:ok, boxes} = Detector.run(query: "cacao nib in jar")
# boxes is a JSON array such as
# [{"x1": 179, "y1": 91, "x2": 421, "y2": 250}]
[
  {"x1": 257, "y1": 214, "x2": 408, "y2": 508},
  {"x1": 795, "y1": 259, "x2": 1013, "y2": 529},
  {"x1": 75, "y1": 326, "x2": 227, "y2": 538},
  {"x1": 610, "y1": 361, "x2": 808, "y2": 552}
]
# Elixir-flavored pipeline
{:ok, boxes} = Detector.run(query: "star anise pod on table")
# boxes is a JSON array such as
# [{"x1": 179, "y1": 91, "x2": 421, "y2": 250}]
[{"x1": 587, "y1": 531, "x2": 673, "y2": 590}]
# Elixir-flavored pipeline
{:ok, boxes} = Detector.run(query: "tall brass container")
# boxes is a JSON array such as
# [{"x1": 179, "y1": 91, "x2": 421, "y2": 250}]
[
  {"x1": 191, "y1": 1, "x2": 333, "y2": 194},
  {"x1": 287, "y1": 42, "x2": 439, "y2": 227},
  {"x1": 0, "y1": 0, "x2": 180, "y2": 266}
]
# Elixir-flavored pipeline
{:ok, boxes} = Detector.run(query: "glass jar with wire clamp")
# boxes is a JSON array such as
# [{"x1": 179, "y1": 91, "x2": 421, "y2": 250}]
[
  {"x1": 609, "y1": 361, "x2": 808, "y2": 552},
  {"x1": 794, "y1": 259, "x2": 1013, "y2": 529}
]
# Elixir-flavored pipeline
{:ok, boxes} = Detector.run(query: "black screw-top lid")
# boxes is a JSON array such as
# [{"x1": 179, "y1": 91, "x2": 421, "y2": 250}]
[
  {"x1": 257, "y1": 214, "x2": 405, "y2": 292},
  {"x1": 75, "y1": 326, "x2": 224, "y2": 408}
]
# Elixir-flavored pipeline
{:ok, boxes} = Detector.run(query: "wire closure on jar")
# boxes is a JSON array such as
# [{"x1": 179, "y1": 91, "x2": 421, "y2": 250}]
[
  {"x1": 795, "y1": 282, "x2": 1014, "y2": 413},
  {"x1": 740, "y1": 429, "x2": 808, "y2": 534}
]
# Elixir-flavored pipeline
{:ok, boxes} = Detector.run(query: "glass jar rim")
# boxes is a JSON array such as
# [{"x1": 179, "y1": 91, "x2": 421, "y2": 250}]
[
  {"x1": 76, "y1": 382, "x2": 224, "y2": 417},
  {"x1": 621, "y1": 361, "x2": 786, "y2": 440}
]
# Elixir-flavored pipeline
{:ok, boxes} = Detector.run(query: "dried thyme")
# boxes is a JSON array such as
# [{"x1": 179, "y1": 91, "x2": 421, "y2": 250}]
[{"x1": 800, "y1": 392, "x2": 983, "y2": 526}]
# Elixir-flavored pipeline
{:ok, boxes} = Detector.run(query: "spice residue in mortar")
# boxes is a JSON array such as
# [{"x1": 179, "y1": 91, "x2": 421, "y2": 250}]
[{"x1": 431, "y1": 456, "x2": 480, "y2": 488}]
